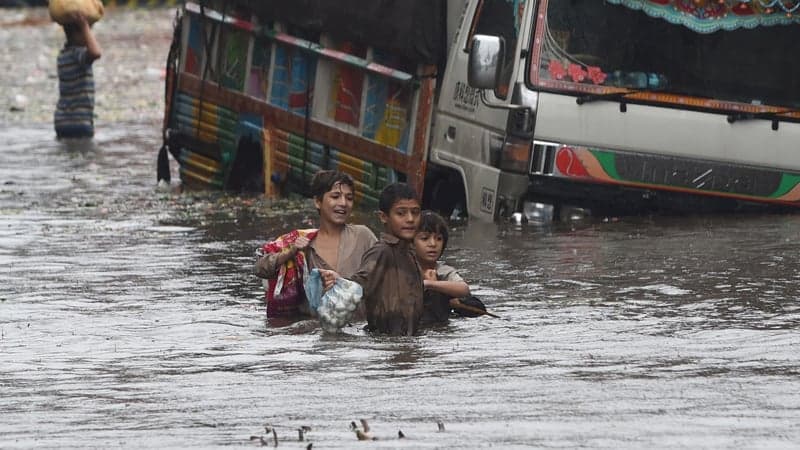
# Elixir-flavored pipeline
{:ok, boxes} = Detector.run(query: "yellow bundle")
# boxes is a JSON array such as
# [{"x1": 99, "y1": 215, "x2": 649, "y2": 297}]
[{"x1": 49, "y1": 0, "x2": 105, "y2": 25}]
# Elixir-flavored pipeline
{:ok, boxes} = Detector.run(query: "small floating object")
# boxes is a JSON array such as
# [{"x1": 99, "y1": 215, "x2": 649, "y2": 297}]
[
  {"x1": 145, "y1": 225, "x2": 195, "y2": 233},
  {"x1": 355, "y1": 430, "x2": 376, "y2": 441}
]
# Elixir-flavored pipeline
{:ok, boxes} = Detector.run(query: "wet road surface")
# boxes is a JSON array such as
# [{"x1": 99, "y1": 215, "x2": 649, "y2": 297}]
[{"x1": 1, "y1": 7, "x2": 800, "y2": 450}]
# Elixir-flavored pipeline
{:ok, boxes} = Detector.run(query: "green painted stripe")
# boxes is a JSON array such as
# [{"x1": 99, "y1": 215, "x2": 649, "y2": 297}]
[
  {"x1": 592, "y1": 150, "x2": 621, "y2": 180},
  {"x1": 771, "y1": 173, "x2": 800, "y2": 198}
]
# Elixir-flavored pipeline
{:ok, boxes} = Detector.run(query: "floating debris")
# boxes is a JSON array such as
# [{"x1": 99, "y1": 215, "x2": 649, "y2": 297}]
[
  {"x1": 355, "y1": 429, "x2": 376, "y2": 441},
  {"x1": 248, "y1": 435, "x2": 270, "y2": 447}
]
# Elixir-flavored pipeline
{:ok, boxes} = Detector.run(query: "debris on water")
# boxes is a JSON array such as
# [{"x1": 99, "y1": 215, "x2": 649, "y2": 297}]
[
  {"x1": 249, "y1": 435, "x2": 270, "y2": 446},
  {"x1": 145, "y1": 225, "x2": 195, "y2": 233},
  {"x1": 355, "y1": 429, "x2": 375, "y2": 441},
  {"x1": 9, "y1": 94, "x2": 28, "y2": 112},
  {"x1": 351, "y1": 419, "x2": 375, "y2": 440}
]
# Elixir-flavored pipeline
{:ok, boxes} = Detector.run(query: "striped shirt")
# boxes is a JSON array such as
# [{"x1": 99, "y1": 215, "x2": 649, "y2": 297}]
[{"x1": 55, "y1": 46, "x2": 95, "y2": 138}]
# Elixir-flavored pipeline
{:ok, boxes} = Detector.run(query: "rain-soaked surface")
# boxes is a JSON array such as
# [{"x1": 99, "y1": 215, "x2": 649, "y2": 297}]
[{"x1": 2, "y1": 7, "x2": 800, "y2": 450}]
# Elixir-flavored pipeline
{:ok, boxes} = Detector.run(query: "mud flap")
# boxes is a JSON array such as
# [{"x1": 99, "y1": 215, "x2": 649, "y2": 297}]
[{"x1": 157, "y1": 144, "x2": 171, "y2": 183}]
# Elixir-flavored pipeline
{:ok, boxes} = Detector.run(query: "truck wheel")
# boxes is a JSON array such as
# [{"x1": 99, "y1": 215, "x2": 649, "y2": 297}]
[
  {"x1": 427, "y1": 176, "x2": 465, "y2": 218},
  {"x1": 226, "y1": 136, "x2": 264, "y2": 192}
]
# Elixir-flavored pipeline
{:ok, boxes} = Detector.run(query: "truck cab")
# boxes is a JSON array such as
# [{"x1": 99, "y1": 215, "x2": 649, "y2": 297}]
[{"x1": 458, "y1": 0, "x2": 800, "y2": 220}]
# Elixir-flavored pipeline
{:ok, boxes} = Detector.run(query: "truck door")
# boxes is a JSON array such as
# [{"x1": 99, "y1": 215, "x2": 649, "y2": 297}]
[{"x1": 431, "y1": 0, "x2": 529, "y2": 220}]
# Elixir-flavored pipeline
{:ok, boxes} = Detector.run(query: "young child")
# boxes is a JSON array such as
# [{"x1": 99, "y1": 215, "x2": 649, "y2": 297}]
[
  {"x1": 321, "y1": 182, "x2": 424, "y2": 335},
  {"x1": 414, "y1": 211, "x2": 470, "y2": 325},
  {"x1": 414, "y1": 210, "x2": 488, "y2": 324},
  {"x1": 55, "y1": 13, "x2": 102, "y2": 139},
  {"x1": 255, "y1": 170, "x2": 376, "y2": 317}
]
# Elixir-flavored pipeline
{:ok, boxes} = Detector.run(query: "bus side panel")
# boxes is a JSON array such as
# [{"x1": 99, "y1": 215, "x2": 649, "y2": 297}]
[{"x1": 169, "y1": 5, "x2": 434, "y2": 203}]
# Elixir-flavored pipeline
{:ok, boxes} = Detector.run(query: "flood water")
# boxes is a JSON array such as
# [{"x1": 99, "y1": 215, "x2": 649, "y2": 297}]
[
  {"x1": 2, "y1": 7, "x2": 800, "y2": 450},
  {"x1": 2, "y1": 123, "x2": 799, "y2": 449}
]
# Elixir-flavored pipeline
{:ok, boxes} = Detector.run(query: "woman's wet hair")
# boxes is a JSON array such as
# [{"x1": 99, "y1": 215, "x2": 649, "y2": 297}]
[
  {"x1": 418, "y1": 210, "x2": 449, "y2": 251},
  {"x1": 310, "y1": 170, "x2": 355, "y2": 201},
  {"x1": 378, "y1": 182, "x2": 418, "y2": 214}
]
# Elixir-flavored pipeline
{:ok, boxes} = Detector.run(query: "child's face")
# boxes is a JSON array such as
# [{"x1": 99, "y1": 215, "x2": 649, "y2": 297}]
[
  {"x1": 414, "y1": 231, "x2": 444, "y2": 267},
  {"x1": 314, "y1": 182, "x2": 354, "y2": 226},
  {"x1": 379, "y1": 199, "x2": 421, "y2": 241}
]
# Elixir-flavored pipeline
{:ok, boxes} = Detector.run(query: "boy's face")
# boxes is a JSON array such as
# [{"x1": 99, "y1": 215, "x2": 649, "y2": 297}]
[
  {"x1": 314, "y1": 182, "x2": 354, "y2": 226},
  {"x1": 379, "y1": 199, "x2": 421, "y2": 241},
  {"x1": 414, "y1": 231, "x2": 444, "y2": 267}
]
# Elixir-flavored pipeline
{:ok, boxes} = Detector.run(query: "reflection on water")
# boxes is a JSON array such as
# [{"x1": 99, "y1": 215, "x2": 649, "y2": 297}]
[{"x1": 1, "y1": 125, "x2": 799, "y2": 448}]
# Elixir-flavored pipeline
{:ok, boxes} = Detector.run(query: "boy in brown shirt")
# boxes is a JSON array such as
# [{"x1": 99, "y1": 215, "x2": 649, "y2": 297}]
[{"x1": 320, "y1": 182, "x2": 424, "y2": 335}]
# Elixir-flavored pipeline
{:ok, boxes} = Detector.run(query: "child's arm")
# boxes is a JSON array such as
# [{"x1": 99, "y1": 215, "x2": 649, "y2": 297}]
[
  {"x1": 347, "y1": 244, "x2": 388, "y2": 298},
  {"x1": 422, "y1": 267, "x2": 470, "y2": 298},
  {"x1": 73, "y1": 13, "x2": 102, "y2": 61},
  {"x1": 254, "y1": 235, "x2": 311, "y2": 279},
  {"x1": 316, "y1": 269, "x2": 340, "y2": 291}
]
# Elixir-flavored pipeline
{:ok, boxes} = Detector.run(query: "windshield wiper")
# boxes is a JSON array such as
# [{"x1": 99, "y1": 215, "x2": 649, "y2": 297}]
[
  {"x1": 575, "y1": 90, "x2": 635, "y2": 105},
  {"x1": 727, "y1": 110, "x2": 797, "y2": 131}
]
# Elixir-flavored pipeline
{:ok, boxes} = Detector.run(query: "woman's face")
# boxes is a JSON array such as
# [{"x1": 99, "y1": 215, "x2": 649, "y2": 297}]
[{"x1": 315, "y1": 182, "x2": 354, "y2": 226}]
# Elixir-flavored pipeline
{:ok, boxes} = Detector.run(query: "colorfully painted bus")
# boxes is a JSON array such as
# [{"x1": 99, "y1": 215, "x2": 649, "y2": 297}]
[{"x1": 158, "y1": 0, "x2": 800, "y2": 221}]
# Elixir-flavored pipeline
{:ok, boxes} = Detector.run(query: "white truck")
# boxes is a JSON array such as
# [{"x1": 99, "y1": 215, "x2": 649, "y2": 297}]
[{"x1": 158, "y1": 0, "x2": 800, "y2": 221}]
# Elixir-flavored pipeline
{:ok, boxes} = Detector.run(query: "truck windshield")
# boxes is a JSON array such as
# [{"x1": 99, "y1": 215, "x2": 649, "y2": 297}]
[{"x1": 529, "y1": 0, "x2": 800, "y2": 110}]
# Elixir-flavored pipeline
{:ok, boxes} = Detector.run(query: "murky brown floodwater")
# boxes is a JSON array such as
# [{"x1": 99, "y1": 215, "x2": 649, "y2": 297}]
[{"x1": 2, "y1": 7, "x2": 800, "y2": 450}]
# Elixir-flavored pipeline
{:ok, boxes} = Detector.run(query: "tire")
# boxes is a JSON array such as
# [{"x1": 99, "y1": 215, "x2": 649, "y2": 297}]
[{"x1": 426, "y1": 174, "x2": 465, "y2": 218}]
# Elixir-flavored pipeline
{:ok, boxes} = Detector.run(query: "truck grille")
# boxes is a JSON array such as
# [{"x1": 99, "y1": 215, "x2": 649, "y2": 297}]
[{"x1": 530, "y1": 141, "x2": 559, "y2": 175}]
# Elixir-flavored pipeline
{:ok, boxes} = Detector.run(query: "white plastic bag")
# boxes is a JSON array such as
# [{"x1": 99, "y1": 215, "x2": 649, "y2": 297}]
[
  {"x1": 304, "y1": 269, "x2": 363, "y2": 333},
  {"x1": 49, "y1": 0, "x2": 104, "y2": 25}
]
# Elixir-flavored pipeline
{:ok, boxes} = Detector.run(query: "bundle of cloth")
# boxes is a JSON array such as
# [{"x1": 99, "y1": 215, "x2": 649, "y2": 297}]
[{"x1": 49, "y1": 0, "x2": 104, "y2": 24}]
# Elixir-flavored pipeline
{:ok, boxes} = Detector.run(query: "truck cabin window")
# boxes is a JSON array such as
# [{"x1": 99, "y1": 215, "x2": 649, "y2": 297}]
[
  {"x1": 471, "y1": 0, "x2": 526, "y2": 99},
  {"x1": 531, "y1": 0, "x2": 800, "y2": 110}
]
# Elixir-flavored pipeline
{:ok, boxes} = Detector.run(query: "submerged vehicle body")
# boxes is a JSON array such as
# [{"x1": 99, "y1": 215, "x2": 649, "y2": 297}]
[{"x1": 158, "y1": 0, "x2": 800, "y2": 221}]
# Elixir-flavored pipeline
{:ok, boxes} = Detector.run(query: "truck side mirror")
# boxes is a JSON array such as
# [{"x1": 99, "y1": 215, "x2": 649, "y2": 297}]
[{"x1": 468, "y1": 35, "x2": 504, "y2": 90}]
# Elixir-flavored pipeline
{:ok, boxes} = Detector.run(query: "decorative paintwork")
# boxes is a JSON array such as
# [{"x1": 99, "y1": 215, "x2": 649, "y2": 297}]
[
  {"x1": 554, "y1": 145, "x2": 800, "y2": 204},
  {"x1": 172, "y1": 4, "x2": 432, "y2": 198},
  {"x1": 606, "y1": 0, "x2": 800, "y2": 33}
]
